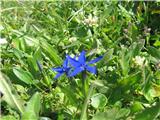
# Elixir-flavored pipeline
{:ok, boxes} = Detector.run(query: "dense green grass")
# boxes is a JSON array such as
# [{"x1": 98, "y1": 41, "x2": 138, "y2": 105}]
[{"x1": 0, "y1": 1, "x2": 160, "y2": 120}]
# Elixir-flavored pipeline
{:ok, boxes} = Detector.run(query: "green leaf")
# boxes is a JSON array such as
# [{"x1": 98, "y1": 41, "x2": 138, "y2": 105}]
[
  {"x1": 118, "y1": 4, "x2": 132, "y2": 21},
  {"x1": 144, "y1": 83, "x2": 160, "y2": 100},
  {"x1": 92, "y1": 107, "x2": 130, "y2": 120},
  {"x1": 60, "y1": 85, "x2": 77, "y2": 105},
  {"x1": 142, "y1": 74, "x2": 154, "y2": 102},
  {"x1": 134, "y1": 102, "x2": 160, "y2": 120},
  {"x1": 22, "y1": 92, "x2": 41, "y2": 120},
  {"x1": 0, "y1": 73, "x2": 24, "y2": 113},
  {"x1": 34, "y1": 47, "x2": 42, "y2": 61},
  {"x1": 152, "y1": 84, "x2": 160, "y2": 97},
  {"x1": 132, "y1": 40, "x2": 145, "y2": 57},
  {"x1": 154, "y1": 40, "x2": 160, "y2": 47},
  {"x1": 27, "y1": 47, "x2": 42, "y2": 76},
  {"x1": 116, "y1": 108, "x2": 130, "y2": 119},
  {"x1": 92, "y1": 112, "x2": 109, "y2": 120},
  {"x1": 119, "y1": 42, "x2": 144, "y2": 76},
  {"x1": 40, "y1": 40, "x2": 62, "y2": 65},
  {"x1": 12, "y1": 30, "x2": 39, "y2": 46},
  {"x1": 131, "y1": 101, "x2": 144, "y2": 113},
  {"x1": 27, "y1": 55, "x2": 38, "y2": 74},
  {"x1": 91, "y1": 93, "x2": 108, "y2": 109},
  {"x1": 22, "y1": 111, "x2": 37, "y2": 120},
  {"x1": 13, "y1": 48, "x2": 24, "y2": 59},
  {"x1": 13, "y1": 67, "x2": 34, "y2": 84},
  {"x1": 92, "y1": 108, "x2": 118, "y2": 120},
  {"x1": 147, "y1": 46, "x2": 160, "y2": 59},
  {"x1": 102, "y1": 48, "x2": 114, "y2": 63},
  {"x1": 119, "y1": 72, "x2": 141, "y2": 88},
  {"x1": 1, "y1": 115, "x2": 17, "y2": 120},
  {"x1": 119, "y1": 47, "x2": 130, "y2": 76}
]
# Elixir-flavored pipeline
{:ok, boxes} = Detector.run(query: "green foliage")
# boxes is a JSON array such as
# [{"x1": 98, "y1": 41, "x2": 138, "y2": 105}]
[
  {"x1": 0, "y1": 73, "x2": 25, "y2": 113},
  {"x1": 1, "y1": 1, "x2": 160, "y2": 120},
  {"x1": 13, "y1": 67, "x2": 34, "y2": 85},
  {"x1": 90, "y1": 93, "x2": 108, "y2": 109},
  {"x1": 22, "y1": 92, "x2": 41, "y2": 120},
  {"x1": 147, "y1": 46, "x2": 160, "y2": 59},
  {"x1": 92, "y1": 107, "x2": 130, "y2": 120},
  {"x1": 134, "y1": 102, "x2": 160, "y2": 120},
  {"x1": 1, "y1": 115, "x2": 17, "y2": 120}
]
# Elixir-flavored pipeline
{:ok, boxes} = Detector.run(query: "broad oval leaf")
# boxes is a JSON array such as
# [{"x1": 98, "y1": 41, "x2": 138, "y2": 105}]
[
  {"x1": 91, "y1": 93, "x2": 108, "y2": 109},
  {"x1": 22, "y1": 92, "x2": 41, "y2": 120}
]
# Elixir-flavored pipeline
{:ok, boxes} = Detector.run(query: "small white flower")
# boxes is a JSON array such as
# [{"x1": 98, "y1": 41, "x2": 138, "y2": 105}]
[
  {"x1": 133, "y1": 56, "x2": 148, "y2": 67},
  {"x1": 108, "y1": 66, "x2": 116, "y2": 71},
  {"x1": 69, "y1": 37, "x2": 77, "y2": 42},
  {"x1": 83, "y1": 14, "x2": 98, "y2": 26},
  {"x1": 0, "y1": 38, "x2": 7, "y2": 45},
  {"x1": 0, "y1": 26, "x2": 4, "y2": 31}
]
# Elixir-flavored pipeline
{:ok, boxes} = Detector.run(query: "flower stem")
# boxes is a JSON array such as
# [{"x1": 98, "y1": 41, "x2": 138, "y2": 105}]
[
  {"x1": 33, "y1": 83, "x2": 43, "y2": 92},
  {"x1": 80, "y1": 83, "x2": 95, "y2": 120},
  {"x1": 82, "y1": 71, "x2": 87, "y2": 97}
]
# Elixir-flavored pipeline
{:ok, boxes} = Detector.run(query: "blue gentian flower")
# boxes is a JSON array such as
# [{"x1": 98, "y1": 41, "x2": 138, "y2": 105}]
[
  {"x1": 67, "y1": 50, "x2": 103, "y2": 77},
  {"x1": 52, "y1": 58, "x2": 70, "y2": 79}
]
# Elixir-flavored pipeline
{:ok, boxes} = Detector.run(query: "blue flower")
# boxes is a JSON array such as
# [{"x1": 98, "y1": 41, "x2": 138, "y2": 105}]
[
  {"x1": 67, "y1": 50, "x2": 103, "y2": 77},
  {"x1": 52, "y1": 58, "x2": 70, "y2": 79}
]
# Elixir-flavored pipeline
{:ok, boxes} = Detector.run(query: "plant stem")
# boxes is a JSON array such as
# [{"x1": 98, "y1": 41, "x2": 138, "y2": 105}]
[
  {"x1": 33, "y1": 83, "x2": 43, "y2": 92},
  {"x1": 82, "y1": 71, "x2": 87, "y2": 97},
  {"x1": 80, "y1": 83, "x2": 95, "y2": 120}
]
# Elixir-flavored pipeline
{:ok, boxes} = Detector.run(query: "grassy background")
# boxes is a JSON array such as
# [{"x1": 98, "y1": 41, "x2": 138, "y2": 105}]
[{"x1": 1, "y1": 1, "x2": 160, "y2": 120}]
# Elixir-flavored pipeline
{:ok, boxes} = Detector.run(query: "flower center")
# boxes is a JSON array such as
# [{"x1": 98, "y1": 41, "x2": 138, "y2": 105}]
[
  {"x1": 62, "y1": 68, "x2": 66, "y2": 72},
  {"x1": 80, "y1": 63, "x2": 86, "y2": 70}
]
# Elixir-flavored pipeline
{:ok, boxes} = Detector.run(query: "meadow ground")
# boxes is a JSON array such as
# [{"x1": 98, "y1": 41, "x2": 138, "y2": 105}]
[{"x1": 0, "y1": 1, "x2": 160, "y2": 120}]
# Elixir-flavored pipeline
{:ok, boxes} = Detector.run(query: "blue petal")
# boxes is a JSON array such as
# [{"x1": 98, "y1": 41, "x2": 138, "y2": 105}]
[
  {"x1": 87, "y1": 56, "x2": 103, "y2": 65},
  {"x1": 67, "y1": 55, "x2": 81, "y2": 67},
  {"x1": 52, "y1": 67, "x2": 63, "y2": 72},
  {"x1": 54, "y1": 72, "x2": 64, "y2": 79},
  {"x1": 78, "y1": 50, "x2": 86, "y2": 64},
  {"x1": 63, "y1": 58, "x2": 68, "y2": 68},
  {"x1": 85, "y1": 65, "x2": 97, "y2": 74},
  {"x1": 69, "y1": 67, "x2": 84, "y2": 77},
  {"x1": 65, "y1": 67, "x2": 71, "y2": 74}
]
